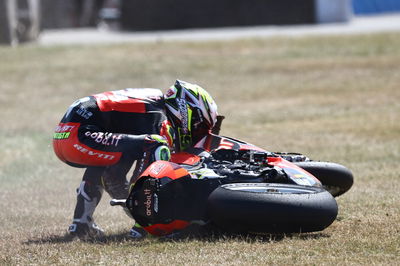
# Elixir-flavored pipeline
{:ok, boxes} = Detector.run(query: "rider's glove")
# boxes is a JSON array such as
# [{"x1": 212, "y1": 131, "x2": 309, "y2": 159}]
[
  {"x1": 144, "y1": 134, "x2": 171, "y2": 162},
  {"x1": 130, "y1": 134, "x2": 172, "y2": 187}
]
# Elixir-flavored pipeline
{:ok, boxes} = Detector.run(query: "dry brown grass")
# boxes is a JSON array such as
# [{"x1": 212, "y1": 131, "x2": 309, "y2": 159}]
[{"x1": 0, "y1": 32, "x2": 399, "y2": 265}]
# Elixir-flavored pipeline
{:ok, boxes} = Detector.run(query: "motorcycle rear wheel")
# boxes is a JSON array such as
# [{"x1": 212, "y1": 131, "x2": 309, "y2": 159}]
[{"x1": 207, "y1": 183, "x2": 338, "y2": 234}]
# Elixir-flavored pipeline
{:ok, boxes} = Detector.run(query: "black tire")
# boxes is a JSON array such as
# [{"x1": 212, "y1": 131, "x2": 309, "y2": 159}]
[
  {"x1": 294, "y1": 161, "x2": 353, "y2": 197},
  {"x1": 207, "y1": 183, "x2": 338, "y2": 234}
]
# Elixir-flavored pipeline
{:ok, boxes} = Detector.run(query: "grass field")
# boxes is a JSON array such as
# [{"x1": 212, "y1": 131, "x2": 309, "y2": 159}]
[{"x1": 0, "y1": 32, "x2": 399, "y2": 265}]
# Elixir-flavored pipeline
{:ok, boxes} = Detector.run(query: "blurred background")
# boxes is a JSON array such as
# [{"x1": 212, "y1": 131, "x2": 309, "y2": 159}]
[{"x1": 1, "y1": 0, "x2": 400, "y2": 46}]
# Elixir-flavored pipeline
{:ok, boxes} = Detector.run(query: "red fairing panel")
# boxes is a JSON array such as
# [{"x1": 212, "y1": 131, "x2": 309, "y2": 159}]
[
  {"x1": 268, "y1": 157, "x2": 321, "y2": 186},
  {"x1": 145, "y1": 220, "x2": 190, "y2": 236},
  {"x1": 170, "y1": 152, "x2": 201, "y2": 165},
  {"x1": 138, "y1": 160, "x2": 192, "y2": 236},
  {"x1": 140, "y1": 160, "x2": 190, "y2": 180}
]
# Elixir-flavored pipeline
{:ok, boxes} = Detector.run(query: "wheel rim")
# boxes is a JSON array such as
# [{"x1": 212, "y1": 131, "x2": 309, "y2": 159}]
[{"x1": 222, "y1": 183, "x2": 318, "y2": 194}]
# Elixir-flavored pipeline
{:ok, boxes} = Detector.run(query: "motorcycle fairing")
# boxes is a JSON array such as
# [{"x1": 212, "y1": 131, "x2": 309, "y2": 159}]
[
  {"x1": 145, "y1": 220, "x2": 190, "y2": 236},
  {"x1": 128, "y1": 137, "x2": 323, "y2": 236},
  {"x1": 170, "y1": 152, "x2": 202, "y2": 166},
  {"x1": 267, "y1": 157, "x2": 321, "y2": 187},
  {"x1": 140, "y1": 160, "x2": 189, "y2": 180},
  {"x1": 196, "y1": 134, "x2": 266, "y2": 152},
  {"x1": 127, "y1": 160, "x2": 223, "y2": 236}
]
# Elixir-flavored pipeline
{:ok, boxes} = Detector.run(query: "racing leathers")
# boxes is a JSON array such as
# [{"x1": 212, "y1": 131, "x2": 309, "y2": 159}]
[{"x1": 53, "y1": 88, "x2": 174, "y2": 239}]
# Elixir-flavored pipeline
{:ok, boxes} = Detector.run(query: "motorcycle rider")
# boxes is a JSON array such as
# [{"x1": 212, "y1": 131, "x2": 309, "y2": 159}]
[{"x1": 53, "y1": 80, "x2": 219, "y2": 240}]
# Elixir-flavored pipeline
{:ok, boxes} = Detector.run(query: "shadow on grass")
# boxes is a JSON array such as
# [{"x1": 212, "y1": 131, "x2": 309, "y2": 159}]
[
  {"x1": 153, "y1": 223, "x2": 332, "y2": 243},
  {"x1": 158, "y1": 229, "x2": 332, "y2": 243},
  {"x1": 24, "y1": 227, "x2": 331, "y2": 245},
  {"x1": 23, "y1": 232, "x2": 133, "y2": 245}
]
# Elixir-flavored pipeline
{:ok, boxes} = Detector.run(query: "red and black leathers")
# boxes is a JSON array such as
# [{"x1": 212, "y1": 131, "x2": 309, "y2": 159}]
[
  {"x1": 53, "y1": 88, "x2": 174, "y2": 168},
  {"x1": 53, "y1": 88, "x2": 175, "y2": 237}
]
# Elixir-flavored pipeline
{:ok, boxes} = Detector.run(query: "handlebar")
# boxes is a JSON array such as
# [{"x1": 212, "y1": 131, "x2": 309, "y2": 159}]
[{"x1": 110, "y1": 199, "x2": 127, "y2": 207}]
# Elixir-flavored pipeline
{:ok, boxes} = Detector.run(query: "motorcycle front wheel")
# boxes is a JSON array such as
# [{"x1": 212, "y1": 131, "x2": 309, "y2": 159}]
[
  {"x1": 207, "y1": 183, "x2": 338, "y2": 234},
  {"x1": 294, "y1": 161, "x2": 353, "y2": 197}
]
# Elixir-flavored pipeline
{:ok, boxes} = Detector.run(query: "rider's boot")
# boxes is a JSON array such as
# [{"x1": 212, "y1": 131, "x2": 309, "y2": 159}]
[
  {"x1": 128, "y1": 223, "x2": 148, "y2": 240},
  {"x1": 68, "y1": 179, "x2": 104, "y2": 240}
]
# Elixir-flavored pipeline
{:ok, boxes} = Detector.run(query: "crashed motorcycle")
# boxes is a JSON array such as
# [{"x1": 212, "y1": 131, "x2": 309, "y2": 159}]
[{"x1": 111, "y1": 134, "x2": 353, "y2": 236}]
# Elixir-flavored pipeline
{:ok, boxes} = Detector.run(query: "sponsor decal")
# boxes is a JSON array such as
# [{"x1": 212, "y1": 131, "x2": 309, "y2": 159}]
[
  {"x1": 165, "y1": 88, "x2": 176, "y2": 98},
  {"x1": 55, "y1": 125, "x2": 75, "y2": 132},
  {"x1": 143, "y1": 189, "x2": 153, "y2": 216},
  {"x1": 135, "y1": 153, "x2": 147, "y2": 176},
  {"x1": 149, "y1": 163, "x2": 166, "y2": 176},
  {"x1": 65, "y1": 97, "x2": 90, "y2": 118},
  {"x1": 84, "y1": 131, "x2": 122, "y2": 146},
  {"x1": 283, "y1": 167, "x2": 318, "y2": 186},
  {"x1": 153, "y1": 193, "x2": 158, "y2": 213},
  {"x1": 76, "y1": 107, "x2": 93, "y2": 119},
  {"x1": 53, "y1": 132, "x2": 71, "y2": 140},
  {"x1": 54, "y1": 125, "x2": 75, "y2": 139},
  {"x1": 73, "y1": 143, "x2": 115, "y2": 160},
  {"x1": 176, "y1": 98, "x2": 189, "y2": 134}
]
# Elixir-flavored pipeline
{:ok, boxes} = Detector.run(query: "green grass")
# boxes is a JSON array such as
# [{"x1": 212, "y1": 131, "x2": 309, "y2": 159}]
[{"x1": 1, "y1": 32, "x2": 399, "y2": 265}]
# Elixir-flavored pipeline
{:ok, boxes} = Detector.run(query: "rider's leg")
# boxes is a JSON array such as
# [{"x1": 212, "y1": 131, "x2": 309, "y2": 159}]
[
  {"x1": 102, "y1": 155, "x2": 135, "y2": 200},
  {"x1": 68, "y1": 166, "x2": 105, "y2": 239},
  {"x1": 64, "y1": 128, "x2": 170, "y2": 239},
  {"x1": 102, "y1": 155, "x2": 135, "y2": 220}
]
